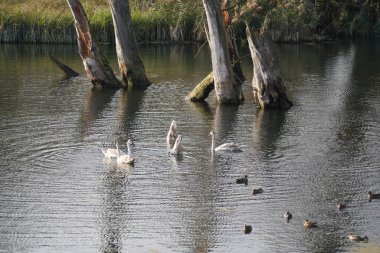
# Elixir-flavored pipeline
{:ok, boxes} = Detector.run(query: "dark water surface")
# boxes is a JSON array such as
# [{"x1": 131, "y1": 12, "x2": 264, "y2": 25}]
[{"x1": 0, "y1": 40, "x2": 379, "y2": 253}]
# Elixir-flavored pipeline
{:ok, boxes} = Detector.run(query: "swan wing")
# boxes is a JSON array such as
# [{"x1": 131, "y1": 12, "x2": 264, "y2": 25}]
[
  {"x1": 101, "y1": 148, "x2": 121, "y2": 158},
  {"x1": 117, "y1": 154, "x2": 131, "y2": 164},
  {"x1": 215, "y1": 143, "x2": 243, "y2": 152}
]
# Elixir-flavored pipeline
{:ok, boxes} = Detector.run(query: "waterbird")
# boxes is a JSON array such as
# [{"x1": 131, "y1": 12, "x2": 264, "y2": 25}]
[
  {"x1": 170, "y1": 135, "x2": 183, "y2": 155},
  {"x1": 252, "y1": 188, "x2": 263, "y2": 195},
  {"x1": 116, "y1": 139, "x2": 134, "y2": 165},
  {"x1": 368, "y1": 191, "x2": 380, "y2": 201},
  {"x1": 209, "y1": 131, "x2": 245, "y2": 152},
  {"x1": 236, "y1": 175, "x2": 248, "y2": 185},
  {"x1": 303, "y1": 220, "x2": 317, "y2": 228},
  {"x1": 244, "y1": 225, "x2": 252, "y2": 234},
  {"x1": 166, "y1": 120, "x2": 177, "y2": 146},
  {"x1": 101, "y1": 141, "x2": 125, "y2": 158},
  {"x1": 283, "y1": 211, "x2": 292, "y2": 220},
  {"x1": 348, "y1": 235, "x2": 368, "y2": 242},
  {"x1": 336, "y1": 204, "x2": 347, "y2": 210}
]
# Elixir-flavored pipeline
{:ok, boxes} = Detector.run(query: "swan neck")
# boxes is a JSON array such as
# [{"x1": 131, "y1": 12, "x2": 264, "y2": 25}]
[
  {"x1": 211, "y1": 134, "x2": 215, "y2": 151},
  {"x1": 127, "y1": 143, "x2": 132, "y2": 156}
]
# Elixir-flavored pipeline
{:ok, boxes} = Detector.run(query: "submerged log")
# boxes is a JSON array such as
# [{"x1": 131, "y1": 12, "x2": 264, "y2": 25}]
[
  {"x1": 66, "y1": 0, "x2": 122, "y2": 89},
  {"x1": 108, "y1": 0, "x2": 151, "y2": 87},
  {"x1": 50, "y1": 56, "x2": 80, "y2": 78},
  {"x1": 246, "y1": 27, "x2": 293, "y2": 110},
  {"x1": 186, "y1": 72, "x2": 214, "y2": 101}
]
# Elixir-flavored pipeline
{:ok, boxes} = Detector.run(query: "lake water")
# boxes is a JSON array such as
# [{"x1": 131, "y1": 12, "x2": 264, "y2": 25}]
[{"x1": 0, "y1": 40, "x2": 379, "y2": 253}]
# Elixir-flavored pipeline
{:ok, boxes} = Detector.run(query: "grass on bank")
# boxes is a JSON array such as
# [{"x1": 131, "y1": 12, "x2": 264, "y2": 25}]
[{"x1": 0, "y1": 0, "x2": 204, "y2": 43}]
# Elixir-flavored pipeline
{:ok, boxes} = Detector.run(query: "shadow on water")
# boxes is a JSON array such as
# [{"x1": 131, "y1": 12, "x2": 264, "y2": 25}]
[
  {"x1": 100, "y1": 166, "x2": 134, "y2": 253},
  {"x1": 116, "y1": 87, "x2": 147, "y2": 139},
  {"x1": 188, "y1": 100, "x2": 213, "y2": 122},
  {"x1": 213, "y1": 104, "x2": 239, "y2": 141},
  {"x1": 179, "y1": 148, "x2": 219, "y2": 253},
  {"x1": 252, "y1": 109, "x2": 287, "y2": 159},
  {"x1": 96, "y1": 87, "x2": 147, "y2": 252},
  {"x1": 78, "y1": 88, "x2": 117, "y2": 139}
]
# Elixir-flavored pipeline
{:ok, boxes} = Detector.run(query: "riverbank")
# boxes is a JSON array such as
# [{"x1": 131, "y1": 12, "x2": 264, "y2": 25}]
[
  {"x1": 1, "y1": 0, "x2": 379, "y2": 44},
  {"x1": 0, "y1": 0, "x2": 205, "y2": 44}
]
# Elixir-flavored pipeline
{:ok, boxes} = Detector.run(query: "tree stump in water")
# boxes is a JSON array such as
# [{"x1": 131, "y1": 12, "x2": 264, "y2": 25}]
[
  {"x1": 246, "y1": 27, "x2": 292, "y2": 110},
  {"x1": 108, "y1": 0, "x2": 151, "y2": 87},
  {"x1": 66, "y1": 0, "x2": 122, "y2": 89}
]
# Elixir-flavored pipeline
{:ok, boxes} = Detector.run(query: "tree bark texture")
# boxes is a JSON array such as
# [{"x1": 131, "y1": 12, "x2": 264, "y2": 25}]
[
  {"x1": 66, "y1": 0, "x2": 122, "y2": 89},
  {"x1": 108, "y1": 0, "x2": 151, "y2": 87},
  {"x1": 202, "y1": 0, "x2": 242, "y2": 104},
  {"x1": 221, "y1": 0, "x2": 245, "y2": 87},
  {"x1": 246, "y1": 27, "x2": 293, "y2": 110}
]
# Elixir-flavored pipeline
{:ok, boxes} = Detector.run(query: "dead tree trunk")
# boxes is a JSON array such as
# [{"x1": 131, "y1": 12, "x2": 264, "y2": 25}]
[
  {"x1": 202, "y1": 0, "x2": 242, "y2": 104},
  {"x1": 246, "y1": 27, "x2": 293, "y2": 110},
  {"x1": 66, "y1": 0, "x2": 122, "y2": 89},
  {"x1": 188, "y1": 1, "x2": 244, "y2": 102},
  {"x1": 108, "y1": 0, "x2": 151, "y2": 87}
]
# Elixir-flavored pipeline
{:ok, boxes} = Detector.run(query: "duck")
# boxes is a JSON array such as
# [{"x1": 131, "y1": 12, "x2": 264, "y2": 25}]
[
  {"x1": 101, "y1": 141, "x2": 125, "y2": 158},
  {"x1": 170, "y1": 135, "x2": 183, "y2": 155},
  {"x1": 166, "y1": 120, "x2": 177, "y2": 146},
  {"x1": 236, "y1": 175, "x2": 248, "y2": 185},
  {"x1": 368, "y1": 191, "x2": 380, "y2": 201},
  {"x1": 209, "y1": 131, "x2": 245, "y2": 152},
  {"x1": 252, "y1": 188, "x2": 263, "y2": 195},
  {"x1": 336, "y1": 204, "x2": 347, "y2": 210},
  {"x1": 283, "y1": 211, "x2": 292, "y2": 220},
  {"x1": 348, "y1": 235, "x2": 368, "y2": 242},
  {"x1": 116, "y1": 139, "x2": 134, "y2": 165},
  {"x1": 303, "y1": 219, "x2": 317, "y2": 228},
  {"x1": 244, "y1": 225, "x2": 252, "y2": 234}
]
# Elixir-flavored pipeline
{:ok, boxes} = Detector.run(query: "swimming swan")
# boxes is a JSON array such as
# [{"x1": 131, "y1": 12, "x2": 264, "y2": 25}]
[
  {"x1": 170, "y1": 135, "x2": 183, "y2": 155},
  {"x1": 166, "y1": 120, "x2": 178, "y2": 146},
  {"x1": 209, "y1": 131, "x2": 245, "y2": 152},
  {"x1": 101, "y1": 142, "x2": 125, "y2": 158},
  {"x1": 117, "y1": 139, "x2": 134, "y2": 165}
]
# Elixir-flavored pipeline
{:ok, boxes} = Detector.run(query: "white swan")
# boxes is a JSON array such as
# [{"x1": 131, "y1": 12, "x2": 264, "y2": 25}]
[
  {"x1": 116, "y1": 139, "x2": 134, "y2": 165},
  {"x1": 209, "y1": 131, "x2": 244, "y2": 152},
  {"x1": 166, "y1": 120, "x2": 178, "y2": 146},
  {"x1": 101, "y1": 142, "x2": 125, "y2": 158},
  {"x1": 170, "y1": 135, "x2": 183, "y2": 155}
]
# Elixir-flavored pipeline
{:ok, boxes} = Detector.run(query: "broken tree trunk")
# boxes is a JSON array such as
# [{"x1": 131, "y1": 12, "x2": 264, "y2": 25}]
[
  {"x1": 66, "y1": 0, "x2": 122, "y2": 89},
  {"x1": 202, "y1": 0, "x2": 242, "y2": 104},
  {"x1": 246, "y1": 27, "x2": 293, "y2": 110},
  {"x1": 108, "y1": 0, "x2": 151, "y2": 87},
  {"x1": 50, "y1": 56, "x2": 80, "y2": 78},
  {"x1": 188, "y1": 0, "x2": 244, "y2": 102}
]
